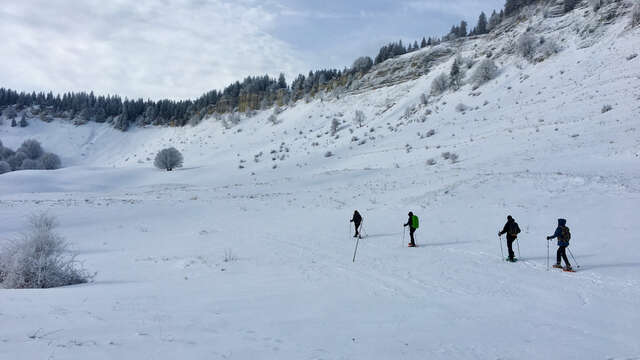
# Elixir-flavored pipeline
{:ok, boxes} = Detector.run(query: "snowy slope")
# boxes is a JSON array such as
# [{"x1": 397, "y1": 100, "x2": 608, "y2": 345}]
[{"x1": 1, "y1": 3, "x2": 639, "y2": 359}]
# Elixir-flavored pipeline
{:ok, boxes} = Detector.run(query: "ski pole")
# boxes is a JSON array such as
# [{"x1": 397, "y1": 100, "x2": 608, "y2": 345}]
[
  {"x1": 402, "y1": 227, "x2": 406, "y2": 247},
  {"x1": 352, "y1": 236, "x2": 360, "y2": 262},
  {"x1": 567, "y1": 248, "x2": 580, "y2": 268},
  {"x1": 546, "y1": 238, "x2": 550, "y2": 271},
  {"x1": 516, "y1": 238, "x2": 521, "y2": 258},
  {"x1": 498, "y1": 235, "x2": 504, "y2": 259}
]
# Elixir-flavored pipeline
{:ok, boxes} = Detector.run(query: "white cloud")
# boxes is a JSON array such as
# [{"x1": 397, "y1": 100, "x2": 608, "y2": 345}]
[{"x1": 0, "y1": 0, "x2": 308, "y2": 100}]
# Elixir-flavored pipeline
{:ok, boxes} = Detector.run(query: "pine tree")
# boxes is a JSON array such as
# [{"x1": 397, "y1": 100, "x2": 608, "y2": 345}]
[
  {"x1": 450, "y1": 55, "x2": 463, "y2": 90},
  {"x1": 421, "y1": 37, "x2": 427, "y2": 48},
  {"x1": 459, "y1": 21, "x2": 468, "y2": 37},
  {"x1": 476, "y1": 12, "x2": 488, "y2": 34}
]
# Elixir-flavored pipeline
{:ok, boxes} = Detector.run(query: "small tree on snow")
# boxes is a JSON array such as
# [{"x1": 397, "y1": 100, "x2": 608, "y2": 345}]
[
  {"x1": 154, "y1": 147, "x2": 183, "y2": 171},
  {"x1": 354, "y1": 110, "x2": 366, "y2": 127},
  {"x1": 20, "y1": 158, "x2": 41, "y2": 170},
  {"x1": 0, "y1": 161, "x2": 10, "y2": 174},
  {"x1": 632, "y1": 2, "x2": 640, "y2": 27},
  {"x1": 41, "y1": 153, "x2": 61, "y2": 170},
  {"x1": 449, "y1": 55, "x2": 464, "y2": 90},
  {"x1": 19, "y1": 115, "x2": 28, "y2": 128},
  {"x1": 471, "y1": 59, "x2": 498, "y2": 86},
  {"x1": 0, "y1": 213, "x2": 91, "y2": 289},
  {"x1": 517, "y1": 32, "x2": 538, "y2": 60},
  {"x1": 18, "y1": 139, "x2": 44, "y2": 160},
  {"x1": 330, "y1": 118, "x2": 341, "y2": 136},
  {"x1": 431, "y1": 73, "x2": 449, "y2": 95}
]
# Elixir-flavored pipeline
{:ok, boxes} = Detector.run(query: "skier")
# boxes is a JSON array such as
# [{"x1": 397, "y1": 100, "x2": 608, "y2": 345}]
[
  {"x1": 546, "y1": 218, "x2": 572, "y2": 271},
  {"x1": 350, "y1": 210, "x2": 362, "y2": 238},
  {"x1": 498, "y1": 215, "x2": 521, "y2": 262},
  {"x1": 403, "y1": 212, "x2": 419, "y2": 247}
]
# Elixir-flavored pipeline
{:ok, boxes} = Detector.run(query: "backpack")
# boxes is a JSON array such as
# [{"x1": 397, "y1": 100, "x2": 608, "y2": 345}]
[
  {"x1": 560, "y1": 226, "x2": 571, "y2": 242},
  {"x1": 412, "y1": 215, "x2": 419, "y2": 229},
  {"x1": 508, "y1": 222, "x2": 521, "y2": 236}
]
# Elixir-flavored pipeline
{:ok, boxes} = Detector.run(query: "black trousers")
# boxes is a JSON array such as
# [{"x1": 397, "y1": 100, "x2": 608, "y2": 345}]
[
  {"x1": 506, "y1": 235, "x2": 516, "y2": 259},
  {"x1": 557, "y1": 246, "x2": 571, "y2": 267},
  {"x1": 354, "y1": 222, "x2": 361, "y2": 236},
  {"x1": 409, "y1": 227, "x2": 416, "y2": 245}
]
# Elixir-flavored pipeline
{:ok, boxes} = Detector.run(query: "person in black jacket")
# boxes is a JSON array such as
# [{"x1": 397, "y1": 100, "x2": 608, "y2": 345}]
[
  {"x1": 498, "y1": 215, "x2": 521, "y2": 262},
  {"x1": 350, "y1": 210, "x2": 362, "y2": 238}
]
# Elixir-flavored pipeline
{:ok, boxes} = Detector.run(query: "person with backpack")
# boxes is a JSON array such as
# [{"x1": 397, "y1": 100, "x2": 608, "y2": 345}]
[
  {"x1": 498, "y1": 215, "x2": 521, "y2": 262},
  {"x1": 547, "y1": 218, "x2": 572, "y2": 271},
  {"x1": 403, "y1": 212, "x2": 419, "y2": 247},
  {"x1": 350, "y1": 210, "x2": 363, "y2": 238}
]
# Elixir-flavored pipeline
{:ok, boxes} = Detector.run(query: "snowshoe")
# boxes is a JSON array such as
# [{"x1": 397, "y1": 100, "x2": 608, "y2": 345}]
[
  {"x1": 552, "y1": 264, "x2": 563, "y2": 269},
  {"x1": 506, "y1": 258, "x2": 518, "y2": 262},
  {"x1": 563, "y1": 267, "x2": 576, "y2": 273},
  {"x1": 408, "y1": 243, "x2": 416, "y2": 248}
]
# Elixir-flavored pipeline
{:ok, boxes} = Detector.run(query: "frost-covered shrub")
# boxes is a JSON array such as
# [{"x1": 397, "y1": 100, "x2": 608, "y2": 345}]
[
  {"x1": 154, "y1": 147, "x2": 183, "y2": 171},
  {"x1": 7, "y1": 152, "x2": 27, "y2": 171},
  {"x1": 471, "y1": 59, "x2": 498, "y2": 85},
  {"x1": 18, "y1": 139, "x2": 44, "y2": 160},
  {"x1": 324, "y1": 151, "x2": 333, "y2": 158},
  {"x1": 431, "y1": 73, "x2": 449, "y2": 95},
  {"x1": 351, "y1": 56, "x2": 373, "y2": 73},
  {"x1": 601, "y1": 104, "x2": 613, "y2": 113},
  {"x1": 538, "y1": 38, "x2": 560, "y2": 58},
  {"x1": 20, "y1": 158, "x2": 41, "y2": 170},
  {"x1": 449, "y1": 55, "x2": 464, "y2": 90},
  {"x1": 632, "y1": 2, "x2": 640, "y2": 27},
  {"x1": 517, "y1": 32, "x2": 538, "y2": 59},
  {"x1": 0, "y1": 214, "x2": 91, "y2": 289},
  {"x1": 455, "y1": 103, "x2": 469, "y2": 112},
  {"x1": 426, "y1": 158, "x2": 437, "y2": 166},
  {"x1": 331, "y1": 118, "x2": 340, "y2": 136},
  {"x1": 268, "y1": 114, "x2": 279, "y2": 125},
  {"x1": 41, "y1": 153, "x2": 61, "y2": 170},
  {"x1": 0, "y1": 161, "x2": 10, "y2": 174},
  {"x1": 589, "y1": 0, "x2": 602, "y2": 11},
  {"x1": 354, "y1": 110, "x2": 366, "y2": 127},
  {"x1": 19, "y1": 116, "x2": 28, "y2": 128}
]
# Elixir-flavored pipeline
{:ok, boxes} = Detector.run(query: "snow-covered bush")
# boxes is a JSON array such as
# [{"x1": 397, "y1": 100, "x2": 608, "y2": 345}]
[
  {"x1": 330, "y1": 118, "x2": 340, "y2": 136},
  {"x1": 517, "y1": 32, "x2": 538, "y2": 60},
  {"x1": 268, "y1": 113, "x2": 279, "y2": 125},
  {"x1": 0, "y1": 214, "x2": 91, "y2": 289},
  {"x1": 154, "y1": 147, "x2": 183, "y2": 171},
  {"x1": 431, "y1": 73, "x2": 449, "y2": 95},
  {"x1": 351, "y1": 56, "x2": 374, "y2": 74},
  {"x1": 324, "y1": 151, "x2": 334, "y2": 158},
  {"x1": 20, "y1": 158, "x2": 41, "y2": 170},
  {"x1": 7, "y1": 152, "x2": 26, "y2": 171},
  {"x1": 19, "y1": 116, "x2": 28, "y2": 128},
  {"x1": 449, "y1": 55, "x2": 464, "y2": 90},
  {"x1": 354, "y1": 110, "x2": 366, "y2": 128},
  {"x1": 471, "y1": 59, "x2": 499, "y2": 86},
  {"x1": 632, "y1": 1, "x2": 640, "y2": 27},
  {"x1": 0, "y1": 161, "x2": 10, "y2": 174},
  {"x1": 426, "y1": 158, "x2": 437, "y2": 166},
  {"x1": 538, "y1": 37, "x2": 560, "y2": 59},
  {"x1": 455, "y1": 103, "x2": 469, "y2": 112},
  {"x1": 601, "y1": 104, "x2": 613, "y2": 113},
  {"x1": 589, "y1": 0, "x2": 602, "y2": 11},
  {"x1": 1, "y1": 146, "x2": 14, "y2": 160},
  {"x1": 18, "y1": 139, "x2": 44, "y2": 160},
  {"x1": 41, "y1": 153, "x2": 61, "y2": 170}
]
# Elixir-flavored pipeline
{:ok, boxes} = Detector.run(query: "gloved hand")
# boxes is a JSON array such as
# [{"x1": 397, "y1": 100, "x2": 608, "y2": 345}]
[{"x1": 546, "y1": 236, "x2": 551, "y2": 240}]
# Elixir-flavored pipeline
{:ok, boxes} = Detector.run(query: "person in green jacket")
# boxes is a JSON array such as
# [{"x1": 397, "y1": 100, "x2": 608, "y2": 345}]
[{"x1": 403, "y1": 212, "x2": 418, "y2": 247}]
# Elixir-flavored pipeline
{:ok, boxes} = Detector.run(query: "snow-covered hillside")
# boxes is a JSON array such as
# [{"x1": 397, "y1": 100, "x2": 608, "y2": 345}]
[{"x1": 1, "y1": 2, "x2": 639, "y2": 359}]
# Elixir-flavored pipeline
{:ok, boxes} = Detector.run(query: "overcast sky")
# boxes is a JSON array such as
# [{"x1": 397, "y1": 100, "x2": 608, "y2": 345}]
[{"x1": 0, "y1": 0, "x2": 503, "y2": 100}]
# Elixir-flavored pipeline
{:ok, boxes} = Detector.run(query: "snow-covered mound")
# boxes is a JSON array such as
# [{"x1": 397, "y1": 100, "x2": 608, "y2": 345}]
[{"x1": 0, "y1": 3, "x2": 639, "y2": 359}]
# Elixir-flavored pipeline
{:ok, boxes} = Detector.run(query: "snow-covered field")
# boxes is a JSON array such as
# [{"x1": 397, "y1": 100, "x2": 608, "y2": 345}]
[{"x1": 1, "y1": 5, "x2": 639, "y2": 359}]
